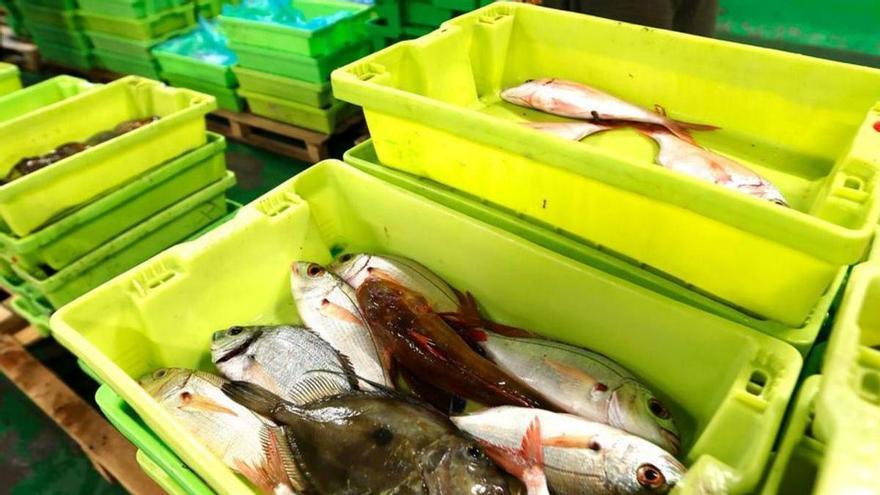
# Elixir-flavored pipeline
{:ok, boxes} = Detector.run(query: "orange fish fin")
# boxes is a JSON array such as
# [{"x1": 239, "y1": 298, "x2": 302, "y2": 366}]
[
  {"x1": 663, "y1": 117, "x2": 719, "y2": 145},
  {"x1": 248, "y1": 362, "x2": 283, "y2": 396},
  {"x1": 544, "y1": 359, "x2": 600, "y2": 387},
  {"x1": 480, "y1": 417, "x2": 549, "y2": 495},
  {"x1": 320, "y1": 298, "x2": 364, "y2": 325},
  {"x1": 409, "y1": 331, "x2": 447, "y2": 361},
  {"x1": 178, "y1": 392, "x2": 238, "y2": 417},
  {"x1": 365, "y1": 266, "x2": 400, "y2": 284}
]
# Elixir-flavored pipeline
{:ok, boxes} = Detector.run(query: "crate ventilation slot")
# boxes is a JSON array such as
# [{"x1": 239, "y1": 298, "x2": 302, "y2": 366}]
[
  {"x1": 132, "y1": 261, "x2": 177, "y2": 297},
  {"x1": 257, "y1": 191, "x2": 300, "y2": 217},
  {"x1": 746, "y1": 370, "x2": 768, "y2": 397}
]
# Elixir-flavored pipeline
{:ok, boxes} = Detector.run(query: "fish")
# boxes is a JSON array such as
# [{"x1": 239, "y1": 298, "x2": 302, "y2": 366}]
[
  {"x1": 114, "y1": 115, "x2": 160, "y2": 134},
  {"x1": 523, "y1": 121, "x2": 616, "y2": 141},
  {"x1": 480, "y1": 416, "x2": 550, "y2": 495},
  {"x1": 636, "y1": 126, "x2": 788, "y2": 206},
  {"x1": 330, "y1": 253, "x2": 532, "y2": 338},
  {"x1": 223, "y1": 379, "x2": 511, "y2": 495},
  {"x1": 459, "y1": 328, "x2": 681, "y2": 454},
  {"x1": 211, "y1": 324, "x2": 358, "y2": 404},
  {"x1": 501, "y1": 78, "x2": 716, "y2": 145},
  {"x1": 290, "y1": 261, "x2": 393, "y2": 387},
  {"x1": 356, "y1": 276, "x2": 555, "y2": 409},
  {"x1": 452, "y1": 406, "x2": 686, "y2": 495},
  {"x1": 139, "y1": 368, "x2": 301, "y2": 494}
]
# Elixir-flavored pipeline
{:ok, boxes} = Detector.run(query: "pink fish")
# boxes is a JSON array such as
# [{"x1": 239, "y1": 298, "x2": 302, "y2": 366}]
[
  {"x1": 522, "y1": 121, "x2": 616, "y2": 141},
  {"x1": 502, "y1": 78, "x2": 716, "y2": 145},
  {"x1": 637, "y1": 126, "x2": 788, "y2": 206}
]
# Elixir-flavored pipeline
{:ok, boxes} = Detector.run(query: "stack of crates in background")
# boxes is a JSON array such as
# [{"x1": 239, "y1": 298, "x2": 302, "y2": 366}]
[
  {"x1": 0, "y1": 0, "x2": 29, "y2": 37},
  {"x1": 153, "y1": 18, "x2": 242, "y2": 111},
  {"x1": 220, "y1": 0, "x2": 372, "y2": 133},
  {"x1": 367, "y1": 0, "x2": 493, "y2": 50},
  {"x1": 0, "y1": 76, "x2": 235, "y2": 334},
  {"x1": 78, "y1": 0, "x2": 197, "y2": 78},
  {"x1": 16, "y1": 0, "x2": 94, "y2": 70}
]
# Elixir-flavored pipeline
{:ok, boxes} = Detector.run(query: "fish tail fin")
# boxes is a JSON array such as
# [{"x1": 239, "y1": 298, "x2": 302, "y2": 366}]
[
  {"x1": 236, "y1": 428, "x2": 299, "y2": 495},
  {"x1": 441, "y1": 289, "x2": 534, "y2": 340},
  {"x1": 222, "y1": 381, "x2": 285, "y2": 416},
  {"x1": 480, "y1": 417, "x2": 549, "y2": 495},
  {"x1": 652, "y1": 104, "x2": 718, "y2": 144}
]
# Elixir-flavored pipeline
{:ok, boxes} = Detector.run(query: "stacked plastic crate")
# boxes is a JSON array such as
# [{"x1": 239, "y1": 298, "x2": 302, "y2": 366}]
[
  {"x1": 0, "y1": 0, "x2": 29, "y2": 37},
  {"x1": 220, "y1": 0, "x2": 371, "y2": 133},
  {"x1": 0, "y1": 76, "x2": 235, "y2": 334},
  {"x1": 78, "y1": 0, "x2": 197, "y2": 78},
  {"x1": 153, "y1": 19, "x2": 242, "y2": 111},
  {"x1": 15, "y1": 0, "x2": 94, "y2": 70},
  {"x1": 368, "y1": 0, "x2": 493, "y2": 49},
  {"x1": 0, "y1": 62, "x2": 21, "y2": 95}
]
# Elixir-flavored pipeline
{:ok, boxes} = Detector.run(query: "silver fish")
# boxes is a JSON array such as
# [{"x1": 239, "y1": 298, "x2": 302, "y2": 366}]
[
  {"x1": 636, "y1": 126, "x2": 788, "y2": 206},
  {"x1": 211, "y1": 325, "x2": 357, "y2": 404},
  {"x1": 461, "y1": 328, "x2": 680, "y2": 454},
  {"x1": 290, "y1": 261, "x2": 393, "y2": 387},
  {"x1": 502, "y1": 78, "x2": 716, "y2": 145},
  {"x1": 523, "y1": 121, "x2": 616, "y2": 141},
  {"x1": 452, "y1": 406, "x2": 686, "y2": 495},
  {"x1": 139, "y1": 368, "x2": 300, "y2": 494}
]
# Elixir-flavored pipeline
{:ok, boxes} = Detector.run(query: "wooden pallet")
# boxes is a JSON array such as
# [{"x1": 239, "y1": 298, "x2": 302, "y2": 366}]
[
  {"x1": 208, "y1": 109, "x2": 366, "y2": 163},
  {"x1": 0, "y1": 289, "x2": 164, "y2": 495},
  {"x1": 0, "y1": 25, "x2": 39, "y2": 72}
]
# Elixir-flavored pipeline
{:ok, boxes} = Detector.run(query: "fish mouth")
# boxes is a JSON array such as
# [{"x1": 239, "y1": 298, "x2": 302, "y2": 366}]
[
  {"x1": 215, "y1": 331, "x2": 261, "y2": 364},
  {"x1": 661, "y1": 428, "x2": 682, "y2": 456}
]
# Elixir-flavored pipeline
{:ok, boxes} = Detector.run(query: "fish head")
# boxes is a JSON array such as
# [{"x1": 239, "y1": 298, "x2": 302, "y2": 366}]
[
  {"x1": 422, "y1": 440, "x2": 510, "y2": 495},
  {"x1": 290, "y1": 261, "x2": 348, "y2": 305},
  {"x1": 328, "y1": 253, "x2": 372, "y2": 288},
  {"x1": 139, "y1": 367, "x2": 192, "y2": 400},
  {"x1": 604, "y1": 434, "x2": 686, "y2": 494},
  {"x1": 500, "y1": 79, "x2": 552, "y2": 107},
  {"x1": 210, "y1": 325, "x2": 263, "y2": 371},
  {"x1": 609, "y1": 382, "x2": 681, "y2": 455}
]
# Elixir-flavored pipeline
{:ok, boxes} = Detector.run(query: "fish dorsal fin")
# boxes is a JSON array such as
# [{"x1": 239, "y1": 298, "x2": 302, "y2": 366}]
[
  {"x1": 193, "y1": 370, "x2": 228, "y2": 388},
  {"x1": 288, "y1": 373, "x2": 352, "y2": 405}
]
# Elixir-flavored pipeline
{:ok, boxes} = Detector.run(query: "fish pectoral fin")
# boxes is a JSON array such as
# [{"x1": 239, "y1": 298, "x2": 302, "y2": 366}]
[
  {"x1": 543, "y1": 358, "x2": 601, "y2": 389},
  {"x1": 319, "y1": 298, "x2": 365, "y2": 325},
  {"x1": 408, "y1": 330, "x2": 448, "y2": 361},
  {"x1": 479, "y1": 417, "x2": 548, "y2": 495},
  {"x1": 178, "y1": 393, "x2": 239, "y2": 417}
]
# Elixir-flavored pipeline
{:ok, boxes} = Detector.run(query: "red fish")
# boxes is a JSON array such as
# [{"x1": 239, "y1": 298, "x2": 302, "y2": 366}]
[{"x1": 356, "y1": 277, "x2": 554, "y2": 409}]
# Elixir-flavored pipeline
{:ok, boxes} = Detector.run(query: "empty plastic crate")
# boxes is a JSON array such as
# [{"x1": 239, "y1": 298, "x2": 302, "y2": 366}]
[
  {"x1": 332, "y1": 2, "x2": 880, "y2": 327},
  {"x1": 51, "y1": 161, "x2": 801, "y2": 494},
  {"x1": 28, "y1": 23, "x2": 92, "y2": 50},
  {"x1": 19, "y1": 3, "x2": 79, "y2": 29},
  {"x1": 79, "y1": 5, "x2": 196, "y2": 40},
  {"x1": 233, "y1": 66, "x2": 334, "y2": 108},
  {"x1": 344, "y1": 139, "x2": 846, "y2": 355},
  {"x1": 37, "y1": 42, "x2": 95, "y2": 70},
  {"x1": 93, "y1": 49, "x2": 163, "y2": 79},
  {"x1": 0, "y1": 63, "x2": 21, "y2": 96},
  {"x1": 163, "y1": 74, "x2": 242, "y2": 112},
  {"x1": 239, "y1": 90, "x2": 357, "y2": 133},
  {"x1": 231, "y1": 39, "x2": 370, "y2": 83},
  {"x1": 0, "y1": 76, "x2": 216, "y2": 236},
  {"x1": 218, "y1": 0, "x2": 372, "y2": 57},
  {"x1": 153, "y1": 49, "x2": 237, "y2": 88},
  {"x1": 0, "y1": 134, "x2": 228, "y2": 273},
  {"x1": 0, "y1": 76, "x2": 89, "y2": 124},
  {"x1": 78, "y1": 0, "x2": 189, "y2": 18}
]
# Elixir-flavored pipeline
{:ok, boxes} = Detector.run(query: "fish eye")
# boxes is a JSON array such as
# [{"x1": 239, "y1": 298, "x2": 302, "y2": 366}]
[
  {"x1": 339, "y1": 253, "x2": 353, "y2": 263},
  {"x1": 466, "y1": 446, "x2": 482, "y2": 460},
  {"x1": 228, "y1": 326, "x2": 243, "y2": 336},
  {"x1": 154, "y1": 369, "x2": 167, "y2": 379},
  {"x1": 588, "y1": 440, "x2": 602, "y2": 451},
  {"x1": 307, "y1": 264, "x2": 325, "y2": 277},
  {"x1": 648, "y1": 398, "x2": 671, "y2": 419},
  {"x1": 637, "y1": 464, "x2": 666, "y2": 489}
]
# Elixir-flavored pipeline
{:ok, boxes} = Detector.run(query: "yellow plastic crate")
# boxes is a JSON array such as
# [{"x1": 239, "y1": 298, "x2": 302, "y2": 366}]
[
  {"x1": 332, "y1": 2, "x2": 880, "y2": 327},
  {"x1": 0, "y1": 62, "x2": 22, "y2": 96}
]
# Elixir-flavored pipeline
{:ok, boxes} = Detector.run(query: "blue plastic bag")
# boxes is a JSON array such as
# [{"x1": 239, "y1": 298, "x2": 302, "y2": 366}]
[
  {"x1": 221, "y1": 0, "x2": 353, "y2": 29},
  {"x1": 154, "y1": 18, "x2": 238, "y2": 66}
]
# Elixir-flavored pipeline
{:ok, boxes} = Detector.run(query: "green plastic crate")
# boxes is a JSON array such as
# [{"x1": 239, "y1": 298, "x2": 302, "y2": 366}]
[
  {"x1": 79, "y1": 5, "x2": 196, "y2": 40},
  {"x1": 0, "y1": 76, "x2": 216, "y2": 236},
  {"x1": 344, "y1": 140, "x2": 845, "y2": 355},
  {"x1": 21, "y1": 0, "x2": 78, "y2": 10},
  {"x1": 93, "y1": 49, "x2": 162, "y2": 78},
  {"x1": 403, "y1": 0, "x2": 455, "y2": 26},
  {"x1": 431, "y1": 0, "x2": 493, "y2": 9},
  {"x1": 813, "y1": 263, "x2": 880, "y2": 493},
  {"x1": 28, "y1": 23, "x2": 92, "y2": 50},
  {"x1": 36, "y1": 41, "x2": 95, "y2": 70},
  {"x1": 716, "y1": 0, "x2": 880, "y2": 68},
  {"x1": 0, "y1": 63, "x2": 22, "y2": 96},
  {"x1": 52, "y1": 160, "x2": 801, "y2": 494},
  {"x1": 96, "y1": 386, "x2": 214, "y2": 495},
  {"x1": 218, "y1": 0, "x2": 373, "y2": 57},
  {"x1": 163, "y1": 74, "x2": 242, "y2": 112},
  {"x1": 9, "y1": 295, "x2": 52, "y2": 335},
  {"x1": 18, "y1": 3, "x2": 79, "y2": 29},
  {"x1": 0, "y1": 75, "x2": 96, "y2": 124},
  {"x1": 239, "y1": 89, "x2": 356, "y2": 133},
  {"x1": 0, "y1": 134, "x2": 227, "y2": 273},
  {"x1": 371, "y1": 0, "x2": 402, "y2": 37},
  {"x1": 759, "y1": 375, "x2": 824, "y2": 495},
  {"x1": 78, "y1": 0, "x2": 189, "y2": 18},
  {"x1": 87, "y1": 28, "x2": 189, "y2": 60},
  {"x1": 11, "y1": 173, "x2": 235, "y2": 308},
  {"x1": 137, "y1": 451, "x2": 198, "y2": 495},
  {"x1": 153, "y1": 50, "x2": 236, "y2": 88},
  {"x1": 232, "y1": 39, "x2": 370, "y2": 83},
  {"x1": 233, "y1": 66, "x2": 333, "y2": 108},
  {"x1": 195, "y1": 0, "x2": 221, "y2": 18},
  {"x1": 333, "y1": 1, "x2": 880, "y2": 328}
]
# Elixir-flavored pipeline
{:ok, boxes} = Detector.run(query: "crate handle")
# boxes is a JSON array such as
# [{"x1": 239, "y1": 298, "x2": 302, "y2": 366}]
[
  {"x1": 350, "y1": 62, "x2": 387, "y2": 83},
  {"x1": 478, "y1": 4, "x2": 513, "y2": 24},
  {"x1": 256, "y1": 190, "x2": 303, "y2": 218},
  {"x1": 131, "y1": 260, "x2": 179, "y2": 298},
  {"x1": 856, "y1": 347, "x2": 880, "y2": 409}
]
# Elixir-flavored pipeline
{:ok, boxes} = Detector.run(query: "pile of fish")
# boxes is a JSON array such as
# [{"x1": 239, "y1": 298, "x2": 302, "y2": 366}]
[
  {"x1": 2, "y1": 116, "x2": 159, "y2": 185},
  {"x1": 141, "y1": 254, "x2": 686, "y2": 494},
  {"x1": 503, "y1": 78, "x2": 788, "y2": 206}
]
